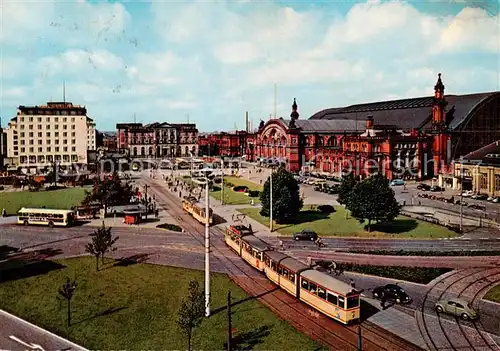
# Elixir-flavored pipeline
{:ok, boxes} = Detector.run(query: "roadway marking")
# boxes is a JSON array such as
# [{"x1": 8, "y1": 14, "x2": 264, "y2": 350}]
[{"x1": 9, "y1": 336, "x2": 46, "y2": 350}]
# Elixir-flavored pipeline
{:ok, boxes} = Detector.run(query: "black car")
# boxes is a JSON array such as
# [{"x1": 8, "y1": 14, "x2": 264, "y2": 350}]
[
  {"x1": 417, "y1": 183, "x2": 431, "y2": 191},
  {"x1": 293, "y1": 229, "x2": 318, "y2": 241},
  {"x1": 430, "y1": 186, "x2": 443, "y2": 192},
  {"x1": 372, "y1": 284, "x2": 412, "y2": 304}
]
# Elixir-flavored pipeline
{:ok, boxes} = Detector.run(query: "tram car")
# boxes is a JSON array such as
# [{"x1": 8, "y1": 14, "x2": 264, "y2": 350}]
[
  {"x1": 225, "y1": 225, "x2": 252, "y2": 253},
  {"x1": 226, "y1": 231, "x2": 361, "y2": 325},
  {"x1": 182, "y1": 197, "x2": 213, "y2": 225}
]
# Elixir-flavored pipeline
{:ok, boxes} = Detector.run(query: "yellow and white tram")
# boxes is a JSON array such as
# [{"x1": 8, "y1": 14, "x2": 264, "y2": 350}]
[
  {"x1": 182, "y1": 197, "x2": 213, "y2": 225},
  {"x1": 225, "y1": 230, "x2": 361, "y2": 324},
  {"x1": 300, "y1": 269, "x2": 360, "y2": 324}
]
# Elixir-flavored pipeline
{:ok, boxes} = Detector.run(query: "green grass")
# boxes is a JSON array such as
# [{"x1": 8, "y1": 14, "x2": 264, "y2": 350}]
[
  {"x1": 211, "y1": 176, "x2": 263, "y2": 205},
  {"x1": 0, "y1": 257, "x2": 323, "y2": 350},
  {"x1": 484, "y1": 285, "x2": 500, "y2": 303},
  {"x1": 0, "y1": 187, "x2": 88, "y2": 215},
  {"x1": 239, "y1": 205, "x2": 458, "y2": 239}
]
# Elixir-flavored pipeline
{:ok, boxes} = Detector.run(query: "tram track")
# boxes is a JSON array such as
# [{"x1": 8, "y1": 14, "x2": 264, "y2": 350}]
[
  {"x1": 418, "y1": 268, "x2": 500, "y2": 351},
  {"x1": 145, "y1": 178, "x2": 422, "y2": 351}
]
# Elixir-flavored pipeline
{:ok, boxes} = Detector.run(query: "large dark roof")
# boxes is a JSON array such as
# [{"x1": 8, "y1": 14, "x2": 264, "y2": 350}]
[
  {"x1": 281, "y1": 118, "x2": 366, "y2": 132},
  {"x1": 309, "y1": 92, "x2": 498, "y2": 131},
  {"x1": 462, "y1": 140, "x2": 500, "y2": 166}
]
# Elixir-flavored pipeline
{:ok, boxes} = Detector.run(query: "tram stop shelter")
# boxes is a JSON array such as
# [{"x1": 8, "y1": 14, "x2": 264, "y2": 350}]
[{"x1": 123, "y1": 209, "x2": 143, "y2": 225}]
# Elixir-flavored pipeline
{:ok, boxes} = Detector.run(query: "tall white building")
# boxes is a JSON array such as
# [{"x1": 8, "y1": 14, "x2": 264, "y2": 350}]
[{"x1": 3, "y1": 102, "x2": 97, "y2": 173}]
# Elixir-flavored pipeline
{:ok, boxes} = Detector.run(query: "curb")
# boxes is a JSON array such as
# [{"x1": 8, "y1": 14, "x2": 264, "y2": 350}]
[{"x1": 0, "y1": 309, "x2": 89, "y2": 350}]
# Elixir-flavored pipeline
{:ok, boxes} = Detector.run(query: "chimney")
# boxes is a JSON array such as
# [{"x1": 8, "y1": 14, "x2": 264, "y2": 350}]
[
  {"x1": 366, "y1": 115, "x2": 374, "y2": 129},
  {"x1": 245, "y1": 111, "x2": 249, "y2": 133}
]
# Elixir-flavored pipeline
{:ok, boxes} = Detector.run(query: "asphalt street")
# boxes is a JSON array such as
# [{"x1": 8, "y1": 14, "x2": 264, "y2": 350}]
[{"x1": 0, "y1": 310, "x2": 86, "y2": 351}]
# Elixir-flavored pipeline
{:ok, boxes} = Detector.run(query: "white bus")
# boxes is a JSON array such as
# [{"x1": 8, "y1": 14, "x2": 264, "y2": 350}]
[{"x1": 17, "y1": 208, "x2": 75, "y2": 227}]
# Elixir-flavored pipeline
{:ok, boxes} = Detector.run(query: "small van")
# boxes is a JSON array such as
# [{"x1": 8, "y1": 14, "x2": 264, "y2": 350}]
[{"x1": 390, "y1": 179, "x2": 405, "y2": 186}]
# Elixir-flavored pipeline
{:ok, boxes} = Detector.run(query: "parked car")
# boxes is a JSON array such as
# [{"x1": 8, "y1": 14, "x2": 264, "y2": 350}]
[
  {"x1": 430, "y1": 186, "x2": 443, "y2": 192},
  {"x1": 435, "y1": 297, "x2": 478, "y2": 320},
  {"x1": 493, "y1": 198, "x2": 499, "y2": 203},
  {"x1": 372, "y1": 284, "x2": 412, "y2": 304},
  {"x1": 462, "y1": 190, "x2": 474, "y2": 197},
  {"x1": 390, "y1": 179, "x2": 405, "y2": 186},
  {"x1": 417, "y1": 183, "x2": 431, "y2": 191},
  {"x1": 471, "y1": 194, "x2": 488, "y2": 200},
  {"x1": 293, "y1": 229, "x2": 318, "y2": 241}
]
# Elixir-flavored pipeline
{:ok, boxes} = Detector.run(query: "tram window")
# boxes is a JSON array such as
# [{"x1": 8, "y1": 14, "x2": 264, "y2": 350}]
[
  {"x1": 282, "y1": 269, "x2": 288, "y2": 279},
  {"x1": 301, "y1": 279, "x2": 309, "y2": 290},
  {"x1": 271, "y1": 262, "x2": 276, "y2": 271},
  {"x1": 278, "y1": 266, "x2": 282, "y2": 274},
  {"x1": 347, "y1": 296, "x2": 359, "y2": 309},
  {"x1": 327, "y1": 293, "x2": 338, "y2": 305},
  {"x1": 309, "y1": 283, "x2": 317, "y2": 294},
  {"x1": 265, "y1": 258, "x2": 270, "y2": 266},
  {"x1": 235, "y1": 238, "x2": 240, "y2": 244},
  {"x1": 317, "y1": 287, "x2": 326, "y2": 300},
  {"x1": 289, "y1": 273, "x2": 295, "y2": 282},
  {"x1": 338, "y1": 296, "x2": 345, "y2": 309},
  {"x1": 259, "y1": 253, "x2": 264, "y2": 261}
]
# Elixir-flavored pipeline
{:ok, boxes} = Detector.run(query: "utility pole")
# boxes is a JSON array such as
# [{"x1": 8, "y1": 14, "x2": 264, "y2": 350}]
[
  {"x1": 227, "y1": 290, "x2": 232, "y2": 351},
  {"x1": 221, "y1": 157, "x2": 224, "y2": 205},
  {"x1": 459, "y1": 168, "x2": 464, "y2": 232},
  {"x1": 357, "y1": 326, "x2": 362, "y2": 351},
  {"x1": 204, "y1": 169, "x2": 211, "y2": 317},
  {"x1": 269, "y1": 166, "x2": 273, "y2": 232},
  {"x1": 144, "y1": 184, "x2": 149, "y2": 220}
]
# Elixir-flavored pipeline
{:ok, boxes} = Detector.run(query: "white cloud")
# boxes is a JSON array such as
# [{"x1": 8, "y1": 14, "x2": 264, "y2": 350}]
[
  {"x1": 213, "y1": 42, "x2": 263, "y2": 65},
  {"x1": 127, "y1": 52, "x2": 181, "y2": 86}
]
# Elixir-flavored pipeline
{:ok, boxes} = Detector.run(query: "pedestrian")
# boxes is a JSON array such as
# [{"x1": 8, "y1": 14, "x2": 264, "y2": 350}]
[
  {"x1": 248, "y1": 224, "x2": 252, "y2": 233},
  {"x1": 1, "y1": 208, "x2": 6, "y2": 217},
  {"x1": 349, "y1": 278, "x2": 356, "y2": 289},
  {"x1": 381, "y1": 297, "x2": 386, "y2": 310},
  {"x1": 279, "y1": 240, "x2": 283, "y2": 250},
  {"x1": 155, "y1": 209, "x2": 159, "y2": 218}
]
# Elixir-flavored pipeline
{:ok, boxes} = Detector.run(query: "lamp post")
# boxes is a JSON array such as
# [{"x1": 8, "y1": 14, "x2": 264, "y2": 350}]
[
  {"x1": 200, "y1": 167, "x2": 212, "y2": 317},
  {"x1": 459, "y1": 167, "x2": 464, "y2": 232},
  {"x1": 221, "y1": 157, "x2": 224, "y2": 205},
  {"x1": 269, "y1": 164, "x2": 274, "y2": 232}
]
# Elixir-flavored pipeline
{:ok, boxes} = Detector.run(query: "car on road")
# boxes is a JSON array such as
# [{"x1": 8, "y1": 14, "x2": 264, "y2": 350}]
[
  {"x1": 430, "y1": 186, "x2": 443, "y2": 192},
  {"x1": 435, "y1": 297, "x2": 478, "y2": 320},
  {"x1": 462, "y1": 190, "x2": 474, "y2": 197},
  {"x1": 417, "y1": 183, "x2": 431, "y2": 191},
  {"x1": 390, "y1": 179, "x2": 405, "y2": 186},
  {"x1": 372, "y1": 284, "x2": 412, "y2": 304},
  {"x1": 293, "y1": 229, "x2": 318, "y2": 241},
  {"x1": 471, "y1": 193, "x2": 488, "y2": 200}
]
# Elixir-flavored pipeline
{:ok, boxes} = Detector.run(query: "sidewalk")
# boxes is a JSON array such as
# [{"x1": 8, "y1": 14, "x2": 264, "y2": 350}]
[{"x1": 79, "y1": 207, "x2": 179, "y2": 229}]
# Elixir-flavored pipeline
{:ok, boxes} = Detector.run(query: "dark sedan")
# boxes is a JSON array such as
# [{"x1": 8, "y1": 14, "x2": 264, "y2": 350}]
[
  {"x1": 293, "y1": 229, "x2": 318, "y2": 241},
  {"x1": 372, "y1": 284, "x2": 412, "y2": 304}
]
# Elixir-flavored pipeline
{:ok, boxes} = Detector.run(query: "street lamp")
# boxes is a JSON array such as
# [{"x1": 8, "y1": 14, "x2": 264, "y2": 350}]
[
  {"x1": 269, "y1": 164, "x2": 275, "y2": 232},
  {"x1": 221, "y1": 157, "x2": 224, "y2": 206},
  {"x1": 199, "y1": 167, "x2": 212, "y2": 317},
  {"x1": 459, "y1": 166, "x2": 464, "y2": 232}
]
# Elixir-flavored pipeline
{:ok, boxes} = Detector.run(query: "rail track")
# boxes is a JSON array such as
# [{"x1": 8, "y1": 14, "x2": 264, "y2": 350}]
[
  {"x1": 145, "y1": 177, "x2": 422, "y2": 351},
  {"x1": 418, "y1": 268, "x2": 500, "y2": 351}
]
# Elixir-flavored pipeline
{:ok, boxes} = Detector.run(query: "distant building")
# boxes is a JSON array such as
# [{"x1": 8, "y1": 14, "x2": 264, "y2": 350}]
[
  {"x1": 116, "y1": 122, "x2": 198, "y2": 158},
  {"x1": 0, "y1": 127, "x2": 6, "y2": 170},
  {"x1": 198, "y1": 130, "x2": 256, "y2": 160},
  {"x1": 3, "y1": 101, "x2": 97, "y2": 173},
  {"x1": 101, "y1": 132, "x2": 117, "y2": 150},
  {"x1": 452, "y1": 140, "x2": 500, "y2": 197}
]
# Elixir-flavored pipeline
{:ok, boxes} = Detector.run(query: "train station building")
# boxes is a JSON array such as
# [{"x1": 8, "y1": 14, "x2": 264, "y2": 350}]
[{"x1": 254, "y1": 74, "x2": 500, "y2": 181}]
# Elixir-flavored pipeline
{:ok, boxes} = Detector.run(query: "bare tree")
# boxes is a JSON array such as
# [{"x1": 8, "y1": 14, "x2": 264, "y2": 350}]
[
  {"x1": 177, "y1": 280, "x2": 205, "y2": 351},
  {"x1": 85, "y1": 221, "x2": 119, "y2": 271},
  {"x1": 58, "y1": 277, "x2": 77, "y2": 327}
]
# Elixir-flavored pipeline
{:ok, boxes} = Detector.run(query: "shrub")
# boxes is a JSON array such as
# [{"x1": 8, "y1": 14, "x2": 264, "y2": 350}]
[
  {"x1": 224, "y1": 181, "x2": 235, "y2": 188},
  {"x1": 0, "y1": 186, "x2": 4, "y2": 191},
  {"x1": 157, "y1": 223, "x2": 183, "y2": 232},
  {"x1": 233, "y1": 186, "x2": 249, "y2": 193},
  {"x1": 317, "y1": 204, "x2": 335, "y2": 213},
  {"x1": 247, "y1": 190, "x2": 260, "y2": 197},
  {"x1": 46, "y1": 185, "x2": 66, "y2": 191}
]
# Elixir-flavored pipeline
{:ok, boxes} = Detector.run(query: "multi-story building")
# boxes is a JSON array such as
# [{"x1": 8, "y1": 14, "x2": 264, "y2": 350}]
[
  {"x1": 3, "y1": 102, "x2": 97, "y2": 173},
  {"x1": 198, "y1": 130, "x2": 256, "y2": 160},
  {"x1": 116, "y1": 122, "x2": 198, "y2": 158},
  {"x1": 254, "y1": 74, "x2": 500, "y2": 182}
]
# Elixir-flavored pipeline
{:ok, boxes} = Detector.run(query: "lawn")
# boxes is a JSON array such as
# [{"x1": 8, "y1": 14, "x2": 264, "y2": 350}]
[
  {"x1": 0, "y1": 187, "x2": 88, "y2": 215},
  {"x1": 211, "y1": 176, "x2": 263, "y2": 205},
  {"x1": 239, "y1": 205, "x2": 458, "y2": 239},
  {"x1": 484, "y1": 285, "x2": 500, "y2": 303},
  {"x1": 0, "y1": 257, "x2": 323, "y2": 350}
]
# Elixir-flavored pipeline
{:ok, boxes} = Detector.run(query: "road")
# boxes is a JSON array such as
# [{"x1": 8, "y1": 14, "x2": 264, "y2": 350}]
[{"x1": 0, "y1": 310, "x2": 86, "y2": 351}]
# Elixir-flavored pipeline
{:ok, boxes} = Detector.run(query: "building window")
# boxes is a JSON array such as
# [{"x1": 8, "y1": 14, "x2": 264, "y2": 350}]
[
  {"x1": 55, "y1": 147, "x2": 60, "y2": 152},
  {"x1": 71, "y1": 117, "x2": 75, "y2": 122},
  {"x1": 20, "y1": 147, "x2": 25, "y2": 153},
  {"x1": 38, "y1": 124, "x2": 42, "y2": 129},
  {"x1": 495, "y1": 175, "x2": 500, "y2": 191},
  {"x1": 46, "y1": 124, "x2": 50, "y2": 129},
  {"x1": 29, "y1": 117, "x2": 33, "y2": 122},
  {"x1": 55, "y1": 117, "x2": 59, "y2": 122},
  {"x1": 63, "y1": 117, "x2": 67, "y2": 122},
  {"x1": 71, "y1": 147, "x2": 76, "y2": 152},
  {"x1": 63, "y1": 125, "x2": 67, "y2": 130},
  {"x1": 47, "y1": 147, "x2": 51, "y2": 152},
  {"x1": 71, "y1": 139, "x2": 76, "y2": 144},
  {"x1": 55, "y1": 124, "x2": 59, "y2": 129},
  {"x1": 63, "y1": 147, "x2": 68, "y2": 152},
  {"x1": 63, "y1": 140, "x2": 67, "y2": 144},
  {"x1": 72, "y1": 132, "x2": 76, "y2": 137},
  {"x1": 20, "y1": 140, "x2": 25, "y2": 145},
  {"x1": 480, "y1": 173, "x2": 488, "y2": 190},
  {"x1": 46, "y1": 139, "x2": 51, "y2": 145},
  {"x1": 46, "y1": 132, "x2": 50, "y2": 137},
  {"x1": 38, "y1": 132, "x2": 42, "y2": 137},
  {"x1": 63, "y1": 132, "x2": 67, "y2": 137},
  {"x1": 29, "y1": 140, "x2": 34, "y2": 145},
  {"x1": 29, "y1": 147, "x2": 34, "y2": 153},
  {"x1": 38, "y1": 140, "x2": 42, "y2": 145},
  {"x1": 38, "y1": 147, "x2": 43, "y2": 152},
  {"x1": 29, "y1": 124, "x2": 33, "y2": 130},
  {"x1": 20, "y1": 117, "x2": 24, "y2": 122},
  {"x1": 55, "y1": 140, "x2": 59, "y2": 145},
  {"x1": 55, "y1": 132, "x2": 59, "y2": 137},
  {"x1": 71, "y1": 124, "x2": 75, "y2": 129}
]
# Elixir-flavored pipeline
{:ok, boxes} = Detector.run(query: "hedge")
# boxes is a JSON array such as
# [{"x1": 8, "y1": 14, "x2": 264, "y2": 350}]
[
  {"x1": 341, "y1": 263, "x2": 451, "y2": 284},
  {"x1": 348, "y1": 250, "x2": 500, "y2": 257},
  {"x1": 157, "y1": 223, "x2": 183, "y2": 232}
]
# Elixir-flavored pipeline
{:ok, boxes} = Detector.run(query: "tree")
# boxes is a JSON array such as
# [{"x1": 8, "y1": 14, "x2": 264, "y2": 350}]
[
  {"x1": 85, "y1": 222, "x2": 119, "y2": 271},
  {"x1": 58, "y1": 277, "x2": 77, "y2": 327},
  {"x1": 337, "y1": 173, "x2": 358, "y2": 206},
  {"x1": 347, "y1": 173, "x2": 401, "y2": 232},
  {"x1": 177, "y1": 280, "x2": 205, "y2": 351},
  {"x1": 259, "y1": 167, "x2": 303, "y2": 224},
  {"x1": 82, "y1": 172, "x2": 133, "y2": 214}
]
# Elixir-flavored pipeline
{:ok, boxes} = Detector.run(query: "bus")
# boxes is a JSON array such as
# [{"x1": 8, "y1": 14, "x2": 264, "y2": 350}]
[{"x1": 17, "y1": 208, "x2": 75, "y2": 227}]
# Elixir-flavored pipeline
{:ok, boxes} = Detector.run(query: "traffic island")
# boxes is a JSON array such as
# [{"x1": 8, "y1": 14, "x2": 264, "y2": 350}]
[
  {"x1": 0, "y1": 257, "x2": 323, "y2": 351},
  {"x1": 238, "y1": 205, "x2": 458, "y2": 239}
]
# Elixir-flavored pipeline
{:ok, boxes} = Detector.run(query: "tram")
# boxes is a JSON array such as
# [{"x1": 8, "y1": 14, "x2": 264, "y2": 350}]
[
  {"x1": 225, "y1": 224, "x2": 361, "y2": 325},
  {"x1": 182, "y1": 197, "x2": 213, "y2": 225}
]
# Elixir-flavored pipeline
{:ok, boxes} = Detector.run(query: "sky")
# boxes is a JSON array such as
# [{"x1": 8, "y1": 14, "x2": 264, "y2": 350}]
[{"x1": 1, "y1": 0, "x2": 499, "y2": 132}]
